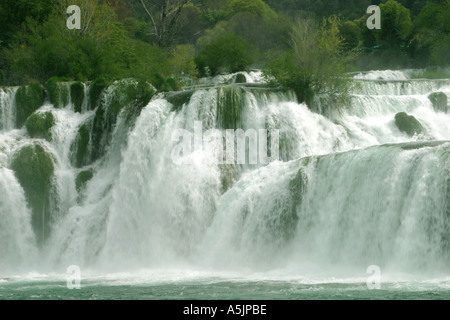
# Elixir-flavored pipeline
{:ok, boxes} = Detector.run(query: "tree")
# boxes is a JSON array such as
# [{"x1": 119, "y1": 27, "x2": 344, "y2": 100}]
[
  {"x1": 378, "y1": 0, "x2": 413, "y2": 47},
  {"x1": 139, "y1": 0, "x2": 192, "y2": 48},
  {"x1": 195, "y1": 32, "x2": 256, "y2": 76},
  {"x1": 226, "y1": 0, "x2": 277, "y2": 22},
  {"x1": 264, "y1": 16, "x2": 356, "y2": 105},
  {"x1": 0, "y1": 0, "x2": 53, "y2": 44},
  {"x1": 340, "y1": 21, "x2": 360, "y2": 51},
  {"x1": 414, "y1": 0, "x2": 450, "y2": 65}
]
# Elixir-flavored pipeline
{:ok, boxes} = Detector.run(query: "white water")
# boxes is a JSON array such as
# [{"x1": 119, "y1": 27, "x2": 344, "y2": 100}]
[
  {"x1": 0, "y1": 71, "x2": 449, "y2": 285},
  {"x1": 0, "y1": 87, "x2": 18, "y2": 132}
]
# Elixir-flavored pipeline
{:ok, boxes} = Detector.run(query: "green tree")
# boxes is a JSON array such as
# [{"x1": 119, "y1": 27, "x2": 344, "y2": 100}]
[
  {"x1": 414, "y1": 0, "x2": 450, "y2": 65},
  {"x1": 378, "y1": 0, "x2": 413, "y2": 47},
  {"x1": 226, "y1": 0, "x2": 277, "y2": 22},
  {"x1": 340, "y1": 20, "x2": 360, "y2": 51},
  {"x1": 195, "y1": 32, "x2": 256, "y2": 75},
  {"x1": 264, "y1": 16, "x2": 356, "y2": 105},
  {"x1": 139, "y1": 0, "x2": 193, "y2": 48},
  {"x1": 0, "y1": 0, "x2": 53, "y2": 44}
]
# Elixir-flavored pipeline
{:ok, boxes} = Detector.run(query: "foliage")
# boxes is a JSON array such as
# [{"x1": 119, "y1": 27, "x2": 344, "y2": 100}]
[
  {"x1": 413, "y1": 1, "x2": 450, "y2": 66},
  {"x1": 195, "y1": 33, "x2": 257, "y2": 76},
  {"x1": 264, "y1": 16, "x2": 356, "y2": 106},
  {"x1": 378, "y1": 0, "x2": 413, "y2": 47},
  {"x1": 226, "y1": 0, "x2": 277, "y2": 22},
  {"x1": 169, "y1": 44, "x2": 199, "y2": 79},
  {"x1": 410, "y1": 67, "x2": 450, "y2": 79},
  {"x1": 340, "y1": 21, "x2": 360, "y2": 51}
]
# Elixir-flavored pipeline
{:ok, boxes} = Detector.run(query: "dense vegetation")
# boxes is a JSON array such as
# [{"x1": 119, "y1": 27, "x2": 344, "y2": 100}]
[{"x1": 0, "y1": 0, "x2": 448, "y2": 102}]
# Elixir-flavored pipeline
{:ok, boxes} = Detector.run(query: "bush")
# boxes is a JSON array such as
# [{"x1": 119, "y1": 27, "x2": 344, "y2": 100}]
[
  {"x1": 264, "y1": 16, "x2": 356, "y2": 106},
  {"x1": 195, "y1": 32, "x2": 257, "y2": 76}
]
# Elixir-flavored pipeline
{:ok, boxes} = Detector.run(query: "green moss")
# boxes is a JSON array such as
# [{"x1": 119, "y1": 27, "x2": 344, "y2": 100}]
[
  {"x1": 400, "y1": 141, "x2": 447, "y2": 150},
  {"x1": 290, "y1": 168, "x2": 308, "y2": 208},
  {"x1": 75, "y1": 169, "x2": 94, "y2": 192},
  {"x1": 15, "y1": 84, "x2": 44, "y2": 128},
  {"x1": 89, "y1": 78, "x2": 110, "y2": 110},
  {"x1": 152, "y1": 74, "x2": 178, "y2": 92},
  {"x1": 166, "y1": 90, "x2": 195, "y2": 111},
  {"x1": 428, "y1": 92, "x2": 448, "y2": 113},
  {"x1": 220, "y1": 164, "x2": 238, "y2": 193},
  {"x1": 217, "y1": 86, "x2": 244, "y2": 130},
  {"x1": 70, "y1": 82, "x2": 85, "y2": 113},
  {"x1": 25, "y1": 111, "x2": 55, "y2": 141},
  {"x1": 91, "y1": 105, "x2": 107, "y2": 162},
  {"x1": 410, "y1": 68, "x2": 450, "y2": 79},
  {"x1": 70, "y1": 124, "x2": 90, "y2": 168},
  {"x1": 10, "y1": 143, "x2": 54, "y2": 245},
  {"x1": 45, "y1": 77, "x2": 70, "y2": 108},
  {"x1": 395, "y1": 112, "x2": 423, "y2": 136},
  {"x1": 90, "y1": 80, "x2": 155, "y2": 162},
  {"x1": 46, "y1": 77, "x2": 59, "y2": 107},
  {"x1": 234, "y1": 73, "x2": 247, "y2": 84},
  {"x1": 109, "y1": 80, "x2": 155, "y2": 116}
]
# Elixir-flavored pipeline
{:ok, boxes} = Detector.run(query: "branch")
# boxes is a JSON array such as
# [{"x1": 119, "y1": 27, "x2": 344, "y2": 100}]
[{"x1": 140, "y1": 0, "x2": 159, "y2": 38}]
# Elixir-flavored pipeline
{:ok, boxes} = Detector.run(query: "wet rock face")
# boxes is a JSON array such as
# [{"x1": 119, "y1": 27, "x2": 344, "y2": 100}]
[
  {"x1": 71, "y1": 82, "x2": 85, "y2": 113},
  {"x1": 15, "y1": 84, "x2": 45, "y2": 128},
  {"x1": 10, "y1": 143, "x2": 55, "y2": 245},
  {"x1": 25, "y1": 111, "x2": 55, "y2": 141},
  {"x1": 428, "y1": 92, "x2": 448, "y2": 113},
  {"x1": 234, "y1": 73, "x2": 247, "y2": 84},
  {"x1": 395, "y1": 112, "x2": 423, "y2": 136}
]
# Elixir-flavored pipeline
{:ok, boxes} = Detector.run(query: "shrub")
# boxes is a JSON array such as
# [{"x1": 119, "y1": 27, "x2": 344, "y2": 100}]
[{"x1": 195, "y1": 32, "x2": 257, "y2": 76}]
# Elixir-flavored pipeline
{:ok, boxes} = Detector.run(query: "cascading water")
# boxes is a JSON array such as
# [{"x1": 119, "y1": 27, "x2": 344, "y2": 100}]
[{"x1": 0, "y1": 70, "x2": 449, "y2": 298}]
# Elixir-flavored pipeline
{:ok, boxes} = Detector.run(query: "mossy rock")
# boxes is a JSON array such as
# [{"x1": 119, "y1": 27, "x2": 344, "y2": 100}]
[
  {"x1": 428, "y1": 92, "x2": 448, "y2": 113},
  {"x1": 90, "y1": 80, "x2": 155, "y2": 162},
  {"x1": 166, "y1": 90, "x2": 195, "y2": 111},
  {"x1": 10, "y1": 143, "x2": 55, "y2": 245},
  {"x1": 234, "y1": 73, "x2": 247, "y2": 84},
  {"x1": 15, "y1": 84, "x2": 44, "y2": 128},
  {"x1": 70, "y1": 123, "x2": 90, "y2": 168},
  {"x1": 220, "y1": 164, "x2": 238, "y2": 194},
  {"x1": 217, "y1": 86, "x2": 244, "y2": 130},
  {"x1": 289, "y1": 168, "x2": 308, "y2": 208},
  {"x1": 25, "y1": 111, "x2": 55, "y2": 141},
  {"x1": 89, "y1": 78, "x2": 110, "y2": 110},
  {"x1": 71, "y1": 82, "x2": 85, "y2": 113},
  {"x1": 395, "y1": 112, "x2": 423, "y2": 136},
  {"x1": 75, "y1": 169, "x2": 94, "y2": 192},
  {"x1": 153, "y1": 74, "x2": 178, "y2": 92},
  {"x1": 107, "y1": 80, "x2": 155, "y2": 116},
  {"x1": 46, "y1": 77, "x2": 70, "y2": 108}
]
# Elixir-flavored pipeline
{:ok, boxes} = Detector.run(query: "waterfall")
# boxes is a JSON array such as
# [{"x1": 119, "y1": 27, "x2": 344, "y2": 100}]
[
  {"x1": 0, "y1": 70, "x2": 449, "y2": 279},
  {"x1": 0, "y1": 87, "x2": 18, "y2": 132}
]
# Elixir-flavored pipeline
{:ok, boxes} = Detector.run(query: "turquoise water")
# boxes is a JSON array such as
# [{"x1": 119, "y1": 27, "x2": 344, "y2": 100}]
[{"x1": 1, "y1": 272, "x2": 449, "y2": 300}]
